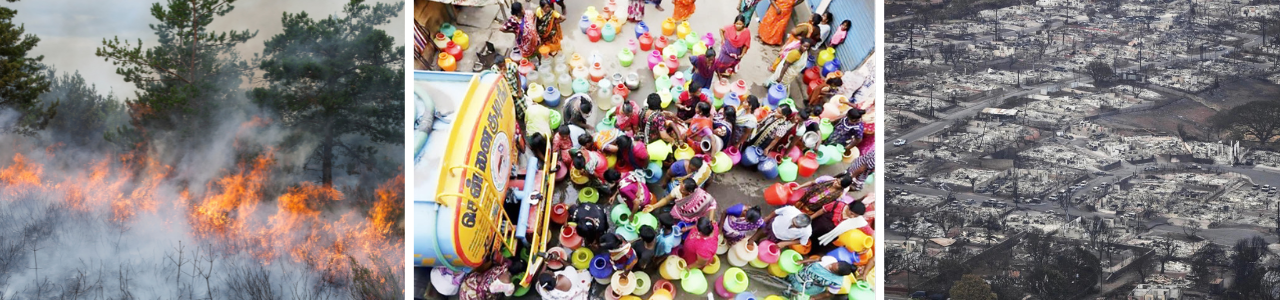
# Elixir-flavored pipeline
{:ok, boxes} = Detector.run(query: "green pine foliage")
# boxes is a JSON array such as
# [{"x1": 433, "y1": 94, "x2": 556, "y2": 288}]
[
  {"x1": 0, "y1": 0, "x2": 55, "y2": 135},
  {"x1": 249, "y1": 0, "x2": 404, "y2": 186}
]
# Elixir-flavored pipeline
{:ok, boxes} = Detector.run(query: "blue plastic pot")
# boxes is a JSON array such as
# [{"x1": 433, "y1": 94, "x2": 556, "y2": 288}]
[
  {"x1": 646, "y1": 161, "x2": 664, "y2": 183},
  {"x1": 821, "y1": 59, "x2": 841, "y2": 77},
  {"x1": 757, "y1": 157, "x2": 778, "y2": 179},
  {"x1": 742, "y1": 146, "x2": 763, "y2": 167},
  {"x1": 766, "y1": 84, "x2": 787, "y2": 107},
  {"x1": 635, "y1": 21, "x2": 649, "y2": 39},
  {"x1": 591, "y1": 254, "x2": 614, "y2": 279},
  {"x1": 544, "y1": 86, "x2": 562, "y2": 107}
]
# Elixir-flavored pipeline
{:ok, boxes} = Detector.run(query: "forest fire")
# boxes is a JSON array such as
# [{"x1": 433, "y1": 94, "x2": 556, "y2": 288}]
[{"x1": 0, "y1": 146, "x2": 404, "y2": 296}]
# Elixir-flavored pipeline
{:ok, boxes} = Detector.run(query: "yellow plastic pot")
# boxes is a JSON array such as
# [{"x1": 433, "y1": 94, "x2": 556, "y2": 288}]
[
  {"x1": 650, "y1": 289, "x2": 674, "y2": 300},
  {"x1": 570, "y1": 168, "x2": 590, "y2": 185},
  {"x1": 452, "y1": 29, "x2": 470, "y2": 50},
  {"x1": 748, "y1": 258, "x2": 769, "y2": 268},
  {"x1": 673, "y1": 144, "x2": 695, "y2": 161},
  {"x1": 676, "y1": 21, "x2": 691, "y2": 39},
  {"x1": 701, "y1": 255, "x2": 721, "y2": 274},
  {"x1": 766, "y1": 262, "x2": 789, "y2": 277},
  {"x1": 527, "y1": 83, "x2": 544, "y2": 103},
  {"x1": 711, "y1": 152, "x2": 732, "y2": 173},
  {"x1": 572, "y1": 247, "x2": 594, "y2": 270},
  {"x1": 834, "y1": 230, "x2": 874, "y2": 253},
  {"x1": 647, "y1": 140, "x2": 672, "y2": 162},
  {"x1": 723, "y1": 267, "x2": 750, "y2": 294}
]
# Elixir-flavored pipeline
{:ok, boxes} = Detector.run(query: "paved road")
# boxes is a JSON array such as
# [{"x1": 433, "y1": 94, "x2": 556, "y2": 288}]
[{"x1": 890, "y1": 77, "x2": 1091, "y2": 144}]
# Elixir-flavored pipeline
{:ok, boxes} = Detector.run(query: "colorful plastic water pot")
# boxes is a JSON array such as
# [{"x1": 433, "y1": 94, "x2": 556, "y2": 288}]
[
  {"x1": 762, "y1": 180, "x2": 793, "y2": 206},
  {"x1": 580, "y1": 186, "x2": 600, "y2": 203},
  {"x1": 591, "y1": 254, "x2": 614, "y2": 280},
  {"x1": 797, "y1": 151, "x2": 819, "y2": 178},
  {"x1": 735, "y1": 292, "x2": 757, "y2": 300},
  {"x1": 439, "y1": 23, "x2": 456, "y2": 38},
  {"x1": 652, "y1": 281, "x2": 676, "y2": 300},
  {"x1": 701, "y1": 255, "x2": 721, "y2": 274},
  {"x1": 817, "y1": 144, "x2": 842, "y2": 166},
  {"x1": 725, "y1": 146, "x2": 742, "y2": 165},
  {"x1": 647, "y1": 140, "x2": 671, "y2": 162},
  {"x1": 632, "y1": 271, "x2": 653, "y2": 296},
  {"x1": 777, "y1": 157, "x2": 798, "y2": 182},
  {"x1": 602, "y1": 23, "x2": 617, "y2": 42},
  {"x1": 572, "y1": 247, "x2": 594, "y2": 270},
  {"x1": 758, "y1": 240, "x2": 781, "y2": 264},
  {"x1": 611, "y1": 271, "x2": 637, "y2": 295},
  {"x1": 548, "y1": 110, "x2": 562, "y2": 130},
  {"x1": 635, "y1": 21, "x2": 649, "y2": 38},
  {"x1": 848, "y1": 281, "x2": 875, "y2": 300},
  {"x1": 680, "y1": 269, "x2": 708, "y2": 295},
  {"x1": 546, "y1": 247, "x2": 568, "y2": 270},
  {"x1": 742, "y1": 146, "x2": 763, "y2": 166},
  {"x1": 757, "y1": 156, "x2": 778, "y2": 179},
  {"x1": 723, "y1": 267, "x2": 749, "y2": 293},
  {"x1": 711, "y1": 152, "x2": 732, "y2": 173},
  {"x1": 611, "y1": 204, "x2": 632, "y2": 226},
  {"x1": 660, "y1": 256, "x2": 687, "y2": 280},
  {"x1": 618, "y1": 48, "x2": 635, "y2": 67},
  {"x1": 766, "y1": 83, "x2": 787, "y2": 107},
  {"x1": 778, "y1": 249, "x2": 803, "y2": 273},
  {"x1": 727, "y1": 239, "x2": 758, "y2": 267},
  {"x1": 551, "y1": 203, "x2": 569, "y2": 224},
  {"x1": 673, "y1": 144, "x2": 695, "y2": 161},
  {"x1": 561, "y1": 224, "x2": 584, "y2": 249},
  {"x1": 661, "y1": 18, "x2": 676, "y2": 36},
  {"x1": 646, "y1": 161, "x2": 663, "y2": 183},
  {"x1": 632, "y1": 211, "x2": 659, "y2": 230},
  {"x1": 834, "y1": 228, "x2": 875, "y2": 253}
]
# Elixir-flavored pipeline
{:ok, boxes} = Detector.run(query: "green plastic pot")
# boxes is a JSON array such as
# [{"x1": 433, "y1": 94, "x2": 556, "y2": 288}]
[
  {"x1": 778, "y1": 249, "x2": 803, "y2": 273},
  {"x1": 680, "y1": 269, "x2": 708, "y2": 295},
  {"x1": 580, "y1": 187, "x2": 599, "y2": 203},
  {"x1": 611, "y1": 204, "x2": 632, "y2": 225},
  {"x1": 512, "y1": 272, "x2": 531, "y2": 296},
  {"x1": 820, "y1": 119, "x2": 834, "y2": 140},
  {"x1": 549, "y1": 110, "x2": 562, "y2": 129},
  {"x1": 723, "y1": 267, "x2": 749, "y2": 293},
  {"x1": 848, "y1": 281, "x2": 874, "y2": 300},
  {"x1": 632, "y1": 212, "x2": 658, "y2": 230}
]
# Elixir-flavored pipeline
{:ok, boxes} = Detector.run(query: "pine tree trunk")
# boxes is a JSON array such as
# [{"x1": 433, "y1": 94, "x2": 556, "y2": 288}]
[{"x1": 322, "y1": 135, "x2": 335, "y2": 187}]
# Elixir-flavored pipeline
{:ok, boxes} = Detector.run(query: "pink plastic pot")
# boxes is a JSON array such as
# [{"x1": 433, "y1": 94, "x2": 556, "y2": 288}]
[{"x1": 757, "y1": 240, "x2": 781, "y2": 264}]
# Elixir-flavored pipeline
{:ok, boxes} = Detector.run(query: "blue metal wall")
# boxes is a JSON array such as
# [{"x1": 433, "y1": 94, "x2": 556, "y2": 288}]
[{"x1": 749, "y1": 0, "x2": 874, "y2": 71}]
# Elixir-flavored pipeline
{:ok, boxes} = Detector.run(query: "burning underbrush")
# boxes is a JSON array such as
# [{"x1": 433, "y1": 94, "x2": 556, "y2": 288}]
[{"x1": 0, "y1": 120, "x2": 403, "y2": 299}]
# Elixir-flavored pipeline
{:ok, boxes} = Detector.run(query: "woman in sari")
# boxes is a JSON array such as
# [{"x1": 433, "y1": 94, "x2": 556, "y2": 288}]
[
  {"x1": 535, "y1": 0, "x2": 565, "y2": 55},
  {"x1": 645, "y1": 178, "x2": 717, "y2": 224},
  {"x1": 535, "y1": 267, "x2": 592, "y2": 300},
  {"x1": 720, "y1": 204, "x2": 764, "y2": 244},
  {"x1": 758, "y1": 0, "x2": 802, "y2": 45},
  {"x1": 672, "y1": 0, "x2": 696, "y2": 22},
  {"x1": 628, "y1": 0, "x2": 646, "y2": 22},
  {"x1": 715, "y1": 16, "x2": 752, "y2": 77},
  {"x1": 739, "y1": 0, "x2": 762, "y2": 21},
  {"x1": 459, "y1": 258, "x2": 514, "y2": 300},
  {"x1": 689, "y1": 51, "x2": 715, "y2": 89},
  {"x1": 768, "y1": 39, "x2": 813, "y2": 89},
  {"x1": 500, "y1": 2, "x2": 540, "y2": 59},
  {"x1": 490, "y1": 58, "x2": 525, "y2": 126},
  {"x1": 791, "y1": 174, "x2": 853, "y2": 215},
  {"x1": 786, "y1": 258, "x2": 854, "y2": 296}
]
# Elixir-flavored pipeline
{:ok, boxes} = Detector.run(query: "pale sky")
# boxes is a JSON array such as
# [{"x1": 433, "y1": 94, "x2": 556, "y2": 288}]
[{"x1": 8, "y1": 0, "x2": 406, "y2": 98}]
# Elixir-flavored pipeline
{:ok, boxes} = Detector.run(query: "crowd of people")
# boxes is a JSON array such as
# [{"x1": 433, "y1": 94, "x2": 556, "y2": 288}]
[{"x1": 447, "y1": 0, "x2": 877, "y2": 299}]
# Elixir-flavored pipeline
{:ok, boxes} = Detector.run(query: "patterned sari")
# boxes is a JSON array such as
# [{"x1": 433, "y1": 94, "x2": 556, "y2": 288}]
[
  {"x1": 715, "y1": 24, "x2": 751, "y2": 75},
  {"x1": 491, "y1": 59, "x2": 525, "y2": 126},
  {"x1": 535, "y1": 8, "x2": 563, "y2": 54},
  {"x1": 689, "y1": 54, "x2": 714, "y2": 89},
  {"x1": 787, "y1": 262, "x2": 843, "y2": 296},
  {"x1": 758, "y1": 0, "x2": 798, "y2": 45},
  {"x1": 672, "y1": 0, "x2": 696, "y2": 21},
  {"x1": 502, "y1": 12, "x2": 540, "y2": 58},
  {"x1": 672, "y1": 188, "x2": 716, "y2": 223},
  {"x1": 628, "y1": 0, "x2": 645, "y2": 22}
]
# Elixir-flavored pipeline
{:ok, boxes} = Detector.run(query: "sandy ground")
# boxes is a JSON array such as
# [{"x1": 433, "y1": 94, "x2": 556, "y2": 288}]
[{"x1": 415, "y1": 0, "x2": 876, "y2": 299}]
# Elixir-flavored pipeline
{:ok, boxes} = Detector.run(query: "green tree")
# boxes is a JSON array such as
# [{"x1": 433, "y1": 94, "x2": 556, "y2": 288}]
[
  {"x1": 950, "y1": 274, "x2": 997, "y2": 300},
  {"x1": 37, "y1": 67, "x2": 127, "y2": 147},
  {"x1": 1211, "y1": 100, "x2": 1280, "y2": 145},
  {"x1": 1085, "y1": 60, "x2": 1114, "y2": 83},
  {"x1": 249, "y1": 0, "x2": 404, "y2": 186},
  {"x1": 0, "y1": 0, "x2": 56, "y2": 135},
  {"x1": 96, "y1": 0, "x2": 257, "y2": 149}
]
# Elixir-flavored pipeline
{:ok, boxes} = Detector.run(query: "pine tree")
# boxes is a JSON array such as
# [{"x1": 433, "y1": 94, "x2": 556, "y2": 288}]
[
  {"x1": 249, "y1": 0, "x2": 403, "y2": 186},
  {"x1": 96, "y1": 0, "x2": 257, "y2": 150},
  {"x1": 0, "y1": 0, "x2": 56, "y2": 135}
]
